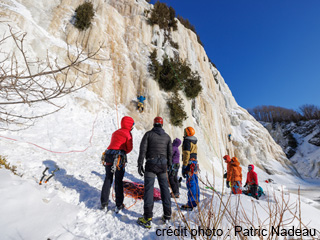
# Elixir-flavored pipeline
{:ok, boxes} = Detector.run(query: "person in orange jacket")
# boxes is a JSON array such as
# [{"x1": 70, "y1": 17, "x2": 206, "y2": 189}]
[
  {"x1": 223, "y1": 155, "x2": 231, "y2": 180},
  {"x1": 226, "y1": 157, "x2": 242, "y2": 194}
]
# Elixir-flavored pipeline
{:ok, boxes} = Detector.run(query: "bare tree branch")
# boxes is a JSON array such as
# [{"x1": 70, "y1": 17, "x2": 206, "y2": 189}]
[{"x1": 0, "y1": 25, "x2": 104, "y2": 130}]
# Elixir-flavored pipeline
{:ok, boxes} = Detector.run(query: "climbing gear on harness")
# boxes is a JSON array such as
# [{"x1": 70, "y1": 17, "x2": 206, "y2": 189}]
[
  {"x1": 39, "y1": 166, "x2": 60, "y2": 185},
  {"x1": 187, "y1": 159, "x2": 199, "y2": 177},
  {"x1": 101, "y1": 151, "x2": 106, "y2": 166},
  {"x1": 137, "y1": 217, "x2": 152, "y2": 229},
  {"x1": 189, "y1": 162, "x2": 195, "y2": 176},
  {"x1": 184, "y1": 127, "x2": 195, "y2": 137},
  {"x1": 104, "y1": 150, "x2": 127, "y2": 173},
  {"x1": 111, "y1": 154, "x2": 125, "y2": 173},
  {"x1": 137, "y1": 102, "x2": 144, "y2": 113}
]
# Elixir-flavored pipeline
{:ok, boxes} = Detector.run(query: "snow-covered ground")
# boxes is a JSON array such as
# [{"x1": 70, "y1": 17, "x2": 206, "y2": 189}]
[{"x1": 1, "y1": 91, "x2": 320, "y2": 239}]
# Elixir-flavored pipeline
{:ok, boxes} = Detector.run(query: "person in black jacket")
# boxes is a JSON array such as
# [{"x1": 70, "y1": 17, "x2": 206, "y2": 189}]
[{"x1": 137, "y1": 117, "x2": 172, "y2": 228}]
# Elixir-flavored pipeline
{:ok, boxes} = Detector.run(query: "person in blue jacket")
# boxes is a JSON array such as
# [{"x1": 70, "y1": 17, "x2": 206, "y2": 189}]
[
  {"x1": 181, "y1": 127, "x2": 200, "y2": 211},
  {"x1": 137, "y1": 95, "x2": 146, "y2": 112}
]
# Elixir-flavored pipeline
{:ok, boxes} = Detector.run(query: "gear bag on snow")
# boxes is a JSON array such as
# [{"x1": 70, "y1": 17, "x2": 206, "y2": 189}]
[{"x1": 243, "y1": 185, "x2": 265, "y2": 198}]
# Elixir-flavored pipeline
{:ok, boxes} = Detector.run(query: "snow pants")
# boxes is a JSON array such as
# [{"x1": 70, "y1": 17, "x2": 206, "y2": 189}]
[
  {"x1": 231, "y1": 181, "x2": 242, "y2": 194},
  {"x1": 186, "y1": 173, "x2": 200, "y2": 207},
  {"x1": 249, "y1": 184, "x2": 258, "y2": 198},
  {"x1": 144, "y1": 171, "x2": 171, "y2": 219},
  {"x1": 101, "y1": 153, "x2": 125, "y2": 208}
]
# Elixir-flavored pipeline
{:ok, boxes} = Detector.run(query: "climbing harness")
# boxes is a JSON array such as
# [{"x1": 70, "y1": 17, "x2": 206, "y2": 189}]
[
  {"x1": 111, "y1": 154, "x2": 124, "y2": 173},
  {"x1": 39, "y1": 166, "x2": 60, "y2": 185},
  {"x1": 186, "y1": 159, "x2": 199, "y2": 183}
]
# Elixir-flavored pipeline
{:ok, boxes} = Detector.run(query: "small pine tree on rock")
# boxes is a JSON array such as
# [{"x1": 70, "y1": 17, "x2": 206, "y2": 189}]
[
  {"x1": 74, "y1": 2, "x2": 95, "y2": 31},
  {"x1": 167, "y1": 95, "x2": 188, "y2": 127}
]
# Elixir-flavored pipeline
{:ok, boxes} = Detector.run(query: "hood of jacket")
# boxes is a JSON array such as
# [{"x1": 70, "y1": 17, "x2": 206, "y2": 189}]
[
  {"x1": 172, "y1": 138, "x2": 181, "y2": 147},
  {"x1": 223, "y1": 155, "x2": 231, "y2": 163},
  {"x1": 231, "y1": 157, "x2": 240, "y2": 166},
  {"x1": 151, "y1": 126, "x2": 165, "y2": 135},
  {"x1": 248, "y1": 164, "x2": 255, "y2": 171},
  {"x1": 121, "y1": 116, "x2": 134, "y2": 130},
  {"x1": 184, "y1": 136, "x2": 197, "y2": 144}
]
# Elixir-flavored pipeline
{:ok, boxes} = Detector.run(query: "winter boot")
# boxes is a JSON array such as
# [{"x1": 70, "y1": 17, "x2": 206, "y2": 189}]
[
  {"x1": 100, "y1": 203, "x2": 108, "y2": 210},
  {"x1": 114, "y1": 204, "x2": 125, "y2": 213},
  {"x1": 137, "y1": 217, "x2": 152, "y2": 229},
  {"x1": 180, "y1": 204, "x2": 193, "y2": 211},
  {"x1": 170, "y1": 192, "x2": 180, "y2": 198},
  {"x1": 161, "y1": 215, "x2": 171, "y2": 224}
]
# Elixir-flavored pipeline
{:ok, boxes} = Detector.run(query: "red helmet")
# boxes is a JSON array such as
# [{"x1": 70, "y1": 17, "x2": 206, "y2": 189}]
[
  {"x1": 154, "y1": 117, "x2": 163, "y2": 126},
  {"x1": 184, "y1": 127, "x2": 195, "y2": 136}
]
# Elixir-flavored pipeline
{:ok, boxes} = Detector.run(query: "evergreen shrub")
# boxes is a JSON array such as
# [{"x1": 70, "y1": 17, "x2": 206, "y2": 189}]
[
  {"x1": 74, "y1": 2, "x2": 95, "y2": 31},
  {"x1": 167, "y1": 95, "x2": 188, "y2": 127}
]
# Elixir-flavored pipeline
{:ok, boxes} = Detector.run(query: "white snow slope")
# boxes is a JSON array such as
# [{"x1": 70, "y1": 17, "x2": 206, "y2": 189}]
[{"x1": 0, "y1": 0, "x2": 320, "y2": 239}]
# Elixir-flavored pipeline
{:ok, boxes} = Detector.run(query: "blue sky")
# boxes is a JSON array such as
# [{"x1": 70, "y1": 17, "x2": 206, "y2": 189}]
[{"x1": 149, "y1": 0, "x2": 320, "y2": 111}]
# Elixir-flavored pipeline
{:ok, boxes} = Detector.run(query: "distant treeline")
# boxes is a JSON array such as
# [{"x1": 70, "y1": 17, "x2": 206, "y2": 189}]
[{"x1": 248, "y1": 104, "x2": 320, "y2": 122}]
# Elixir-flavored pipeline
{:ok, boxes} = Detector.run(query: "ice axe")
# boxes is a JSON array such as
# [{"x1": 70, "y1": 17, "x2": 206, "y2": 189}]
[{"x1": 39, "y1": 166, "x2": 60, "y2": 185}]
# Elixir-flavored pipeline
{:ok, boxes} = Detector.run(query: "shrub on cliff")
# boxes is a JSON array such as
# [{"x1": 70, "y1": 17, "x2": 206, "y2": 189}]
[
  {"x1": 183, "y1": 71, "x2": 202, "y2": 99},
  {"x1": 148, "y1": 1, "x2": 177, "y2": 30},
  {"x1": 74, "y1": 2, "x2": 95, "y2": 31},
  {"x1": 167, "y1": 95, "x2": 188, "y2": 127},
  {"x1": 149, "y1": 53, "x2": 202, "y2": 98}
]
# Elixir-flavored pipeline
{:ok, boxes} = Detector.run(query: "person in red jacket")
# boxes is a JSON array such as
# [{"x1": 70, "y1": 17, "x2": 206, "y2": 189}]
[
  {"x1": 100, "y1": 116, "x2": 134, "y2": 212},
  {"x1": 244, "y1": 164, "x2": 259, "y2": 200}
]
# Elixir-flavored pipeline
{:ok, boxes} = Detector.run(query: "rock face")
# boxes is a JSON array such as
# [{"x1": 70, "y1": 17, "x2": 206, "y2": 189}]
[
  {"x1": 0, "y1": 0, "x2": 298, "y2": 176},
  {"x1": 263, "y1": 120, "x2": 320, "y2": 178}
]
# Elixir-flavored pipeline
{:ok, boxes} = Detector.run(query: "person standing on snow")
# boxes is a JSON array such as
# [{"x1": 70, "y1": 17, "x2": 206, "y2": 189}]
[
  {"x1": 244, "y1": 164, "x2": 259, "y2": 199},
  {"x1": 100, "y1": 116, "x2": 135, "y2": 213},
  {"x1": 223, "y1": 155, "x2": 231, "y2": 181},
  {"x1": 168, "y1": 138, "x2": 182, "y2": 198},
  {"x1": 181, "y1": 127, "x2": 200, "y2": 211},
  {"x1": 137, "y1": 117, "x2": 172, "y2": 228},
  {"x1": 227, "y1": 157, "x2": 242, "y2": 194}
]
